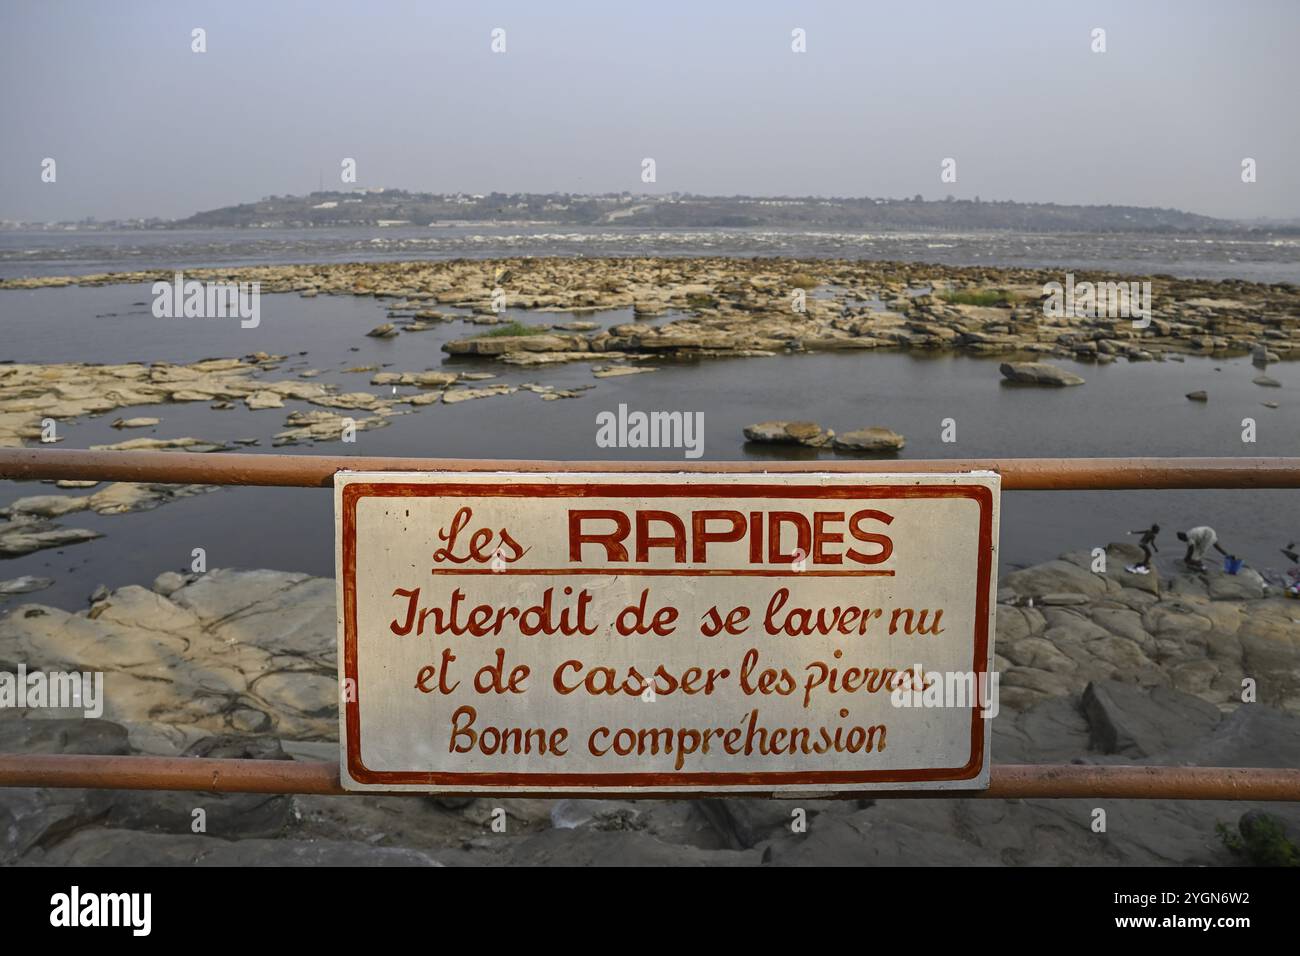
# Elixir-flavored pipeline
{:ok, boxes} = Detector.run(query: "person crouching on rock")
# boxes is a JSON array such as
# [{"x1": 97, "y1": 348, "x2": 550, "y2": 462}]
[
  {"x1": 1125, "y1": 523, "x2": 1159, "y2": 575},
  {"x1": 1178, "y1": 525, "x2": 1230, "y2": 572}
]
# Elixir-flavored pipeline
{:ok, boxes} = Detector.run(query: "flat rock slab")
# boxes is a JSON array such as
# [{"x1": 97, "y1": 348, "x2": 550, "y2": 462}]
[
  {"x1": 742, "y1": 420, "x2": 833, "y2": 447},
  {"x1": 0, "y1": 520, "x2": 102, "y2": 557},
  {"x1": 832, "y1": 427, "x2": 905, "y2": 452},
  {"x1": 1082, "y1": 680, "x2": 1222, "y2": 757},
  {"x1": 0, "y1": 575, "x2": 54, "y2": 597},
  {"x1": 999, "y1": 361, "x2": 1085, "y2": 386}
]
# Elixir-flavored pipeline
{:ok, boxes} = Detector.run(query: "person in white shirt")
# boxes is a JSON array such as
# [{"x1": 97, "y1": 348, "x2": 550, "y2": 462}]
[{"x1": 1177, "y1": 525, "x2": 1230, "y2": 571}]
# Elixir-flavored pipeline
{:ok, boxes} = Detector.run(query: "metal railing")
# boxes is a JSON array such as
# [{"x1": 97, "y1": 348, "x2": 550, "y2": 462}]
[
  {"x1": 2, "y1": 448, "x2": 1298, "y2": 801},
  {"x1": 3, "y1": 448, "x2": 1300, "y2": 489}
]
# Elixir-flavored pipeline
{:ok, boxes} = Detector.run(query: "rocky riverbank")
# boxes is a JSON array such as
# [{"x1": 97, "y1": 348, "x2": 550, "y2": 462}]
[{"x1": 2, "y1": 544, "x2": 1299, "y2": 866}]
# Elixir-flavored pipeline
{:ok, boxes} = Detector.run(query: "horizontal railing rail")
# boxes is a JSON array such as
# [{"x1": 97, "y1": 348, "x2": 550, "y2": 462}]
[
  {"x1": 1, "y1": 449, "x2": 1297, "y2": 800},
  {"x1": 0, "y1": 754, "x2": 1295, "y2": 801},
  {"x1": 2, "y1": 449, "x2": 1300, "y2": 490}
]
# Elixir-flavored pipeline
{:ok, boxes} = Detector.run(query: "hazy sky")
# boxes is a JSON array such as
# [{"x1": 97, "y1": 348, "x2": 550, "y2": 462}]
[{"x1": 2, "y1": 0, "x2": 1296, "y2": 221}]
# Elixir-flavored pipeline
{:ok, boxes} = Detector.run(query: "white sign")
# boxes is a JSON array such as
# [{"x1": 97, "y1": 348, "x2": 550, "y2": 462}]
[{"x1": 335, "y1": 472, "x2": 999, "y2": 794}]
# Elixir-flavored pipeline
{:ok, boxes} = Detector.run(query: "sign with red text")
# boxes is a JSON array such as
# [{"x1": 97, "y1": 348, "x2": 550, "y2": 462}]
[{"x1": 335, "y1": 471, "x2": 999, "y2": 794}]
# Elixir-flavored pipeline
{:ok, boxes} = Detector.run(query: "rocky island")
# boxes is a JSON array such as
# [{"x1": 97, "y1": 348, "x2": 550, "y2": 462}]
[{"x1": 4, "y1": 257, "x2": 1297, "y2": 365}]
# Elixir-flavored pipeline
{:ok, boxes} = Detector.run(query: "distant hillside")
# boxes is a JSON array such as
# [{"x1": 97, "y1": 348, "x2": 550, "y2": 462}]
[{"x1": 172, "y1": 190, "x2": 1266, "y2": 234}]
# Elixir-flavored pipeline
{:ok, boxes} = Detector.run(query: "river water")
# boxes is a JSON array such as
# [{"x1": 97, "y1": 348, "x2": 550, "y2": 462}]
[
  {"x1": 3, "y1": 225, "x2": 1299, "y2": 283},
  {"x1": 1, "y1": 227, "x2": 1297, "y2": 610}
]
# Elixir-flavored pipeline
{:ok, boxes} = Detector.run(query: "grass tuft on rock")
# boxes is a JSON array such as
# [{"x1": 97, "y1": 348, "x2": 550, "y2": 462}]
[
  {"x1": 480, "y1": 321, "x2": 549, "y2": 337},
  {"x1": 940, "y1": 288, "x2": 1012, "y2": 307},
  {"x1": 1217, "y1": 812, "x2": 1300, "y2": 866}
]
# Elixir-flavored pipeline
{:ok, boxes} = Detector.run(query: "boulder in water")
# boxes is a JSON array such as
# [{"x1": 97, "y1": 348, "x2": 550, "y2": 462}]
[
  {"x1": 999, "y1": 361, "x2": 1085, "y2": 386},
  {"x1": 832, "y1": 427, "x2": 906, "y2": 453},
  {"x1": 742, "y1": 421, "x2": 833, "y2": 447}
]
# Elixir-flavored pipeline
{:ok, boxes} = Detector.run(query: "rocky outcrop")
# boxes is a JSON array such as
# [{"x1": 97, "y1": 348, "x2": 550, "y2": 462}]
[
  {"x1": 742, "y1": 421, "x2": 834, "y2": 447},
  {"x1": 996, "y1": 543, "x2": 1296, "y2": 713},
  {"x1": 2, "y1": 554, "x2": 1299, "y2": 867},
  {"x1": 444, "y1": 333, "x2": 588, "y2": 356},
  {"x1": 0, "y1": 569, "x2": 338, "y2": 753}
]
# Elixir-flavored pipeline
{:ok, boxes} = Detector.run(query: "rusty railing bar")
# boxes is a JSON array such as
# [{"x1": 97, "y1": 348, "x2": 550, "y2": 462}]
[
  {"x1": 2, "y1": 449, "x2": 1300, "y2": 490},
  {"x1": 0, "y1": 755, "x2": 1297, "y2": 800}
]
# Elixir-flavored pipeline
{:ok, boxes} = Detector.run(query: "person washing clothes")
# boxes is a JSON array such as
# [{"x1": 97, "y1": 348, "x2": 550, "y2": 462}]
[{"x1": 1177, "y1": 525, "x2": 1232, "y2": 572}]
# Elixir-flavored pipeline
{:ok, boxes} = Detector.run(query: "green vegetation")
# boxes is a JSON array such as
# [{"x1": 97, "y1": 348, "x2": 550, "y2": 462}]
[
  {"x1": 787, "y1": 273, "x2": 821, "y2": 290},
  {"x1": 480, "y1": 321, "x2": 549, "y2": 337},
  {"x1": 1217, "y1": 814, "x2": 1300, "y2": 866},
  {"x1": 940, "y1": 288, "x2": 1012, "y2": 307}
]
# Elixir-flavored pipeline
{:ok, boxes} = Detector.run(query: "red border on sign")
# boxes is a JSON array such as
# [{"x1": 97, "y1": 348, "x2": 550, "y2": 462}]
[{"x1": 341, "y1": 481, "x2": 994, "y2": 788}]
